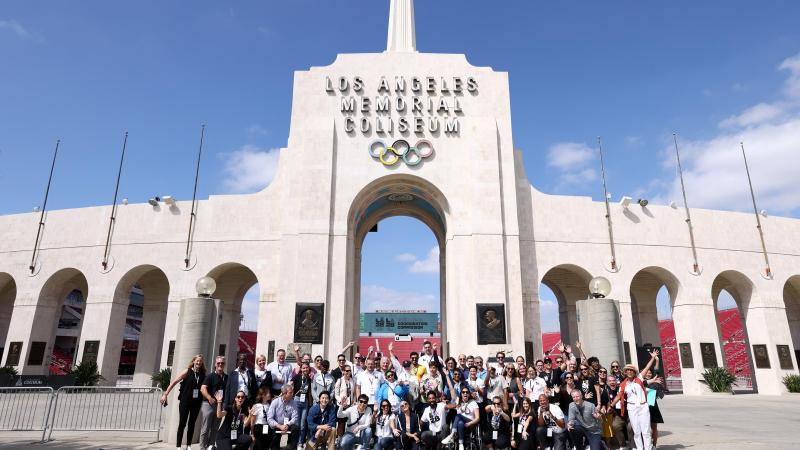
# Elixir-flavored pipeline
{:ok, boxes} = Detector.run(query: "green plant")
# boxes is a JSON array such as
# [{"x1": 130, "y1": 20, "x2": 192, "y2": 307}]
[
  {"x1": 71, "y1": 360, "x2": 104, "y2": 386},
  {"x1": 702, "y1": 367, "x2": 736, "y2": 392},
  {"x1": 0, "y1": 366, "x2": 18, "y2": 376},
  {"x1": 783, "y1": 374, "x2": 800, "y2": 393},
  {"x1": 152, "y1": 367, "x2": 172, "y2": 391}
]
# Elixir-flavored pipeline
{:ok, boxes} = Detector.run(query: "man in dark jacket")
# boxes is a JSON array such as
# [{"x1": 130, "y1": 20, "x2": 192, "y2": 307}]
[{"x1": 226, "y1": 352, "x2": 258, "y2": 407}]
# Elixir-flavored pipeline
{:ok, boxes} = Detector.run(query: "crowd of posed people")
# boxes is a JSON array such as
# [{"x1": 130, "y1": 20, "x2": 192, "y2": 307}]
[{"x1": 161, "y1": 340, "x2": 666, "y2": 450}]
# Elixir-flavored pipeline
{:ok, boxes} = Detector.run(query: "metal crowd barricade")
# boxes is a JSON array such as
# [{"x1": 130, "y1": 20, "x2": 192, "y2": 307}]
[
  {"x1": 0, "y1": 387, "x2": 54, "y2": 441},
  {"x1": 46, "y1": 386, "x2": 163, "y2": 442}
]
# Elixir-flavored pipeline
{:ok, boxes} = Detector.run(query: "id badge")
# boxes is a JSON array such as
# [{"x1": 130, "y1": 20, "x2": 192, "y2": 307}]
[
  {"x1": 615, "y1": 402, "x2": 621, "y2": 410},
  {"x1": 231, "y1": 430, "x2": 238, "y2": 440},
  {"x1": 263, "y1": 424, "x2": 270, "y2": 434},
  {"x1": 517, "y1": 424, "x2": 523, "y2": 433},
  {"x1": 284, "y1": 417, "x2": 290, "y2": 425},
  {"x1": 492, "y1": 431, "x2": 498, "y2": 440},
  {"x1": 547, "y1": 428, "x2": 553, "y2": 437},
  {"x1": 192, "y1": 389, "x2": 199, "y2": 399}
]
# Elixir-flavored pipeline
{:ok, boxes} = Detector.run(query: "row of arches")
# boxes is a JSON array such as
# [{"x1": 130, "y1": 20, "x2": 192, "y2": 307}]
[
  {"x1": 0, "y1": 262, "x2": 260, "y2": 385},
  {"x1": 539, "y1": 264, "x2": 800, "y2": 393}
]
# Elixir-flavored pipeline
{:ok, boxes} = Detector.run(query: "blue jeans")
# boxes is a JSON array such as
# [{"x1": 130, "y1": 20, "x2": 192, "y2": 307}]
[
  {"x1": 373, "y1": 436, "x2": 395, "y2": 450},
  {"x1": 452, "y1": 415, "x2": 474, "y2": 442},
  {"x1": 341, "y1": 429, "x2": 373, "y2": 450},
  {"x1": 568, "y1": 422, "x2": 601, "y2": 450},
  {"x1": 297, "y1": 401, "x2": 308, "y2": 444}
]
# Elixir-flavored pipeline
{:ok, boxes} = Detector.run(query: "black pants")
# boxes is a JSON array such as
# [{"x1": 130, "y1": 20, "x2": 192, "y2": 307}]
[
  {"x1": 254, "y1": 424, "x2": 275, "y2": 450},
  {"x1": 217, "y1": 434, "x2": 254, "y2": 450},
  {"x1": 177, "y1": 400, "x2": 202, "y2": 447}
]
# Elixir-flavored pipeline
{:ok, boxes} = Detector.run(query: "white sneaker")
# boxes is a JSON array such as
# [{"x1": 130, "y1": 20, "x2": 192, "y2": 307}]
[
  {"x1": 458, "y1": 442, "x2": 465, "y2": 450},
  {"x1": 354, "y1": 445, "x2": 362, "y2": 450},
  {"x1": 441, "y1": 431, "x2": 456, "y2": 445}
]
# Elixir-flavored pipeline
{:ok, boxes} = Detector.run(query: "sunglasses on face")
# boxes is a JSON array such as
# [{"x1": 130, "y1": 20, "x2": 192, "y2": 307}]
[
  {"x1": 565, "y1": 376, "x2": 573, "y2": 380},
  {"x1": 611, "y1": 365, "x2": 619, "y2": 369},
  {"x1": 344, "y1": 369, "x2": 352, "y2": 373},
  {"x1": 358, "y1": 400, "x2": 368, "y2": 404},
  {"x1": 599, "y1": 370, "x2": 607, "y2": 373},
  {"x1": 493, "y1": 402, "x2": 502, "y2": 406},
  {"x1": 556, "y1": 360, "x2": 563, "y2": 364},
  {"x1": 382, "y1": 405, "x2": 390, "y2": 408},
  {"x1": 236, "y1": 395, "x2": 245, "y2": 399},
  {"x1": 338, "y1": 359, "x2": 346, "y2": 362}
]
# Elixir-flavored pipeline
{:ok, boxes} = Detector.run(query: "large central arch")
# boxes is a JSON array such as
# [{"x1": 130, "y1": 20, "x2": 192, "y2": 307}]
[{"x1": 346, "y1": 174, "x2": 450, "y2": 349}]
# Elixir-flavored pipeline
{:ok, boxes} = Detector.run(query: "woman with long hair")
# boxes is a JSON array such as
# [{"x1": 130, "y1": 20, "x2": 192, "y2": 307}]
[
  {"x1": 643, "y1": 365, "x2": 665, "y2": 448},
  {"x1": 395, "y1": 400, "x2": 421, "y2": 450},
  {"x1": 441, "y1": 388, "x2": 480, "y2": 450},
  {"x1": 483, "y1": 395, "x2": 511, "y2": 450},
  {"x1": 215, "y1": 389, "x2": 253, "y2": 450},
  {"x1": 504, "y1": 365, "x2": 523, "y2": 410},
  {"x1": 161, "y1": 354, "x2": 207, "y2": 450},
  {"x1": 374, "y1": 399, "x2": 398, "y2": 450},
  {"x1": 249, "y1": 387, "x2": 274, "y2": 450},
  {"x1": 510, "y1": 397, "x2": 534, "y2": 450}
]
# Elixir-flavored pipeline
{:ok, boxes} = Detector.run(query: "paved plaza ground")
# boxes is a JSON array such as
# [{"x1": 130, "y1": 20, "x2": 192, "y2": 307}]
[{"x1": 0, "y1": 394, "x2": 797, "y2": 449}]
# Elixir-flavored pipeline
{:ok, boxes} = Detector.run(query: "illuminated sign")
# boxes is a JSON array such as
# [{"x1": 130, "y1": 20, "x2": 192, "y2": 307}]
[{"x1": 360, "y1": 312, "x2": 440, "y2": 334}]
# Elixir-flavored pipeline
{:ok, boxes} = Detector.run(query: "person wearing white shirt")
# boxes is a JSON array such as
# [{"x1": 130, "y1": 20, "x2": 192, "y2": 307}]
[
  {"x1": 338, "y1": 394, "x2": 373, "y2": 450},
  {"x1": 373, "y1": 400, "x2": 398, "y2": 450},
  {"x1": 535, "y1": 393, "x2": 566, "y2": 450},
  {"x1": 523, "y1": 369, "x2": 548, "y2": 403},
  {"x1": 355, "y1": 358, "x2": 381, "y2": 407},
  {"x1": 266, "y1": 349, "x2": 294, "y2": 395},
  {"x1": 418, "y1": 341, "x2": 435, "y2": 370},
  {"x1": 419, "y1": 391, "x2": 448, "y2": 449},
  {"x1": 610, "y1": 350, "x2": 659, "y2": 450},
  {"x1": 441, "y1": 388, "x2": 480, "y2": 450},
  {"x1": 249, "y1": 388, "x2": 274, "y2": 450}
]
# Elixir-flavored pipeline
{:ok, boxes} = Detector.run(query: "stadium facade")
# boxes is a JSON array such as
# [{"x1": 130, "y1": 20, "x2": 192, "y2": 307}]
[{"x1": 0, "y1": 0, "x2": 798, "y2": 395}]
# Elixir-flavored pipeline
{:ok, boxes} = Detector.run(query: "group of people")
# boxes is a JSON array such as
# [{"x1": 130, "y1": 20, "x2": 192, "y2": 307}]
[{"x1": 162, "y1": 340, "x2": 666, "y2": 450}]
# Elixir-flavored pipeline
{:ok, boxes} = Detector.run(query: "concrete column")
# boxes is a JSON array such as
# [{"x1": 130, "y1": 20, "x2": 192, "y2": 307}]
[
  {"x1": 132, "y1": 301, "x2": 168, "y2": 386},
  {"x1": 671, "y1": 286, "x2": 721, "y2": 395},
  {"x1": 743, "y1": 302, "x2": 795, "y2": 394},
  {"x1": 78, "y1": 293, "x2": 128, "y2": 385},
  {"x1": 166, "y1": 296, "x2": 223, "y2": 446},
  {"x1": 576, "y1": 298, "x2": 624, "y2": 367}
]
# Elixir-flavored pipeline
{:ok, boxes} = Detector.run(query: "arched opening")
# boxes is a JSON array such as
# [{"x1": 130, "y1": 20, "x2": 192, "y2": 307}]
[
  {"x1": 0, "y1": 273, "x2": 17, "y2": 364},
  {"x1": 782, "y1": 275, "x2": 800, "y2": 368},
  {"x1": 712, "y1": 271, "x2": 757, "y2": 393},
  {"x1": 110, "y1": 265, "x2": 170, "y2": 386},
  {"x1": 348, "y1": 175, "x2": 448, "y2": 358},
  {"x1": 629, "y1": 267, "x2": 681, "y2": 389},
  {"x1": 239, "y1": 284, "x2": 260, "y2": 366},
  {"x1": 359, "y1": 216, "x2": 441, "y2": 359},
  {"x1": 30, "y1": 268, "x2": 89, "y2": 375},
  {"x1": 539, "y1": 265, "x2": 592, "y2": 353},
  {"x1": 206, "y1": 263, "x2": 259, "y2": 366}
]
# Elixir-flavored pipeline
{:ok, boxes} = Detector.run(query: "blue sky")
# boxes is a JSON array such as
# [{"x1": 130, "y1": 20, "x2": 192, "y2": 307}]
[{"x1": 2, "y1": 1, "x2": 796, "y2": 331}]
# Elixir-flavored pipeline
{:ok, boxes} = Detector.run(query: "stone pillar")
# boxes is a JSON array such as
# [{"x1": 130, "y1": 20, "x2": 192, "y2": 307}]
[
  {"x1": 671, "y1": 286, "x2": 721, "y2": 395},
  {"x1": 132, "y1": 301, "x2": 168, "y2": 386},
  {"x1": 77, "y1": 293, "x2": 128, "y2": 385},
  {"x1": 166, "y1": 296, "x2": 223, "y2": 446},
  {"x1": 576, "y1": 298, "x2": 624, "y2": 367}
]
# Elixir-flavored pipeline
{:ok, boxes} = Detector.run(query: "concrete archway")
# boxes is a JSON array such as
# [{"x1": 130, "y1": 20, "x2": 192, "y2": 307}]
[
  {"x1": 539, "y1": 264, "x2": 592, "y2": 349},
  {"x1": 347, "y1": 175, "x2": 449, "y2": 352},
  {"x1": 0, "y1": 273, "x2": 17, "y2": 365},
  {"x1": 207, "y1": 263, "x2": 259, "y2": 363},
  {"x1": 711, "y1": 270, "x2": 757, "y2": 392},
  {"x1": 107, "y1": 265, "x2": 170, "y2": 385},
  {"x1": 629, "y1": 267, "x2": 680, "y2": 385},
  {"x1": 30, "y1": 268, "x2": 89, "y2": 375},
  {"x1": 783, "y1": 275, "x2": 800, "y2": 367}
]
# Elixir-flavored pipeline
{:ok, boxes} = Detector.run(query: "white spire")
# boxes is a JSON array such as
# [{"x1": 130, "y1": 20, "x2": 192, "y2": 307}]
[{"x1": 386, "y1": 0, "x2": 417, "y2": 53}]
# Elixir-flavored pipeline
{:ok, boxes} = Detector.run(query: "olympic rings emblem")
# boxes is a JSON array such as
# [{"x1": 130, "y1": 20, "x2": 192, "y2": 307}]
[{"x1": 369, "y1": 140, "x2": 434, "y2": 167}]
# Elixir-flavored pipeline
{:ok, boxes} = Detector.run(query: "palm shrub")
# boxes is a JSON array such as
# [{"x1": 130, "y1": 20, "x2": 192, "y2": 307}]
[
  {"x1": 702, "y1": 367, "x2": 736, "y2": 392},
  {"x1": 71, "y1": 360, "x2": 104, "y2": 386},
  {"x1": 783, "y1": 374, "x2": 800, "y2": 393},
  {"x1": 0, "y1": 366, "x2": 18, "y2": 376},
  {"x1": 152, "y1": 367, "x2": 172, "y2": 391}
]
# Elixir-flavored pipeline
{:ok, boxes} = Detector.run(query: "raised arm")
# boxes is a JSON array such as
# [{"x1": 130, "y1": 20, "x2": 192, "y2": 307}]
[
  {"x1": 574, "y1": 341, "x2": 587, "y2": 362},
  {"x1": 639, "y1": 349, "x2": 660, "y2": 379},
  {"x1": 339, "y1": 340, "x2": 355, "y2": 356}
]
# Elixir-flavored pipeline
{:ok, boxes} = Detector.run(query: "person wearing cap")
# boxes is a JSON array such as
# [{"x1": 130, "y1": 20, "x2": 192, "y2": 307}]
[{"x1": 609, "y1": 349, "x2": 659, "y2": 450}]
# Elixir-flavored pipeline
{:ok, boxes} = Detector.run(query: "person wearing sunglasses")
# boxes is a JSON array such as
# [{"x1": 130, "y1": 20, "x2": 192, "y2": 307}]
[
  {"x1": 420, "y1": 391, "x2": 448, "y2": 450},
  {"x1": 577, "y1": 365, "x2": 597, "y2": 402},
  {"x1": 535, "y1": 393, "x2": 566, "y2": 450},
  {"x1": 338, "y1": 394, "x2": 373, "y2": 450},
  {"x1": 267, "y1": 384, "x2": 300, "y2": 450},
  {"x1": 609, "y1": 349, "x2": 659, "y2": 450},
  {"x1": 553, "y1": 373, "x2": 578, "y2": 419},
  {"x1": 161, "y1": 354, "x2": 206, "y2": 450},
  {"x1": 215, "y1": 389, "x2": 253, "y2": 450},
  {"x1": 200, "y1": 356, "x2": 228, "y2": 450},
  {"x1": 376, "y1": 370, "x2": 409, "y2": 415},
  {"x1": 374, "y1": 400, "x2": 398, "y2": 450},
  {"x1": 395, "y1": 400, "x2": 421, "y2": 450},
  {"x1": 250, "y1": 388, "x2": 274, "y2": 450},
  {"x1": 598, "y1": 375, "x2": 625, "y2": 450},
  {"x1": 608, "y1": 361, "x2": 624, "y2": 382},
  {"x1": 440, "y1": 388, "x2": 480, "y2": 450},
  {"x1": 482, "y1": 396, "x2": 510, "y2": 450},
  {"x1": 510, "y1": 396, "x2": 534, "y2": 450},
  {"x1": 306, "y1": 391, "x2": 337, "y2": 450},
  {"x1": 503, "y1": 365, "x2": 523, "y2": 410},
  {"x1": 538, "y1": 358, "x2": 556, "y2": 389}
]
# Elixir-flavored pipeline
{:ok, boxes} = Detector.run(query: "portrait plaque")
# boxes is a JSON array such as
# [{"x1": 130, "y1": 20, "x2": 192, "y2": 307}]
[
  {"x1": 294, "y1": 303, "x2": 324, "y2": 344},
  {"x1": 6, "y1": 341, "x2": 22, "y2": 366},
  {"x1": 700, "y1": 342, "x2": 718, "y2": 368},
  {"x1": 679, "y1": 343, "x2": 694, "y2": 369},
  {"x1": 476, "y1": 304, "x2": 506, "y2": 345},
  {"x1": 27, "y1": 341, "x2": 47, "y2": 366},
  {"x1": 777, "y1": 344, "x2": 793, "y2": 370},
  {"x1": 752, "y1": 344, "x2": 770, "y2": 369},
  {"x1": 82, "y1": 340, "x2": 100, "y2": 364}
]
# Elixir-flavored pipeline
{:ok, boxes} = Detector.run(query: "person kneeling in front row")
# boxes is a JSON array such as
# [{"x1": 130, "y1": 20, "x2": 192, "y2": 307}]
[
  {"x1": 216, "y1": 390, "x2": 253, "y2": 450},
  {"x1": 306, "y1": 391, "x2": 337, "y2": 450},
  {"x1": 338, "y1": 394, "x2": 374, "y2": 450},
  {"x1": 268, "y1": 384, "x2": 301, "y2": 450},
  {"x1": 535, "y1": 393, "x2": 566, "y2": 450}
]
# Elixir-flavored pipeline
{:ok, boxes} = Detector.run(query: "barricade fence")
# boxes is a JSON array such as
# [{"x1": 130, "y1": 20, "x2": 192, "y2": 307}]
[{"x1": 0, "y1": 386, "x2": 163, "y2": 442}]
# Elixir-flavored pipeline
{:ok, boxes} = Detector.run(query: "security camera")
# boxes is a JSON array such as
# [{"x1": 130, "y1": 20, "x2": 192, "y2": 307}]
[
  {"x1": 148, "y1": 198, "x2": 159, "y2": 207},
  {"x1": 619, "y1": 196, "x2": 632, "y2": 208}
]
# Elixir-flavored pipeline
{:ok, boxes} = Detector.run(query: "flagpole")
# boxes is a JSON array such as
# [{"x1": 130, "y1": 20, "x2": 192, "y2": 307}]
[
  {"x1": 740, "y1": 142, "x2": 772, "y2": 278},
  {"x1": 185, "y1": 124, "x2": 206, "y2": 269},
  {"x1": 101, "y1": 131, "x2": 129, "y2": 271},
  {"x1": 598, "y1": 136, "x2": 618, "y2": 271},
  {"x1": 673, "y1": 133, "x2": 700, "y2": 274},
  {"x1": 30, "y1": 139, "x2": 61, "y2": 274}
]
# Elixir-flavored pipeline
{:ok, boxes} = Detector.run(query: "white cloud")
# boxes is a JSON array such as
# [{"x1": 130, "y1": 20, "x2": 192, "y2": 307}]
[
  {"x1": 395, "y1": 253, "x2": 417, "y2": 262},
  {"x1": 408, "y1": 247, "x2": 440, "y2": 274},
  {"x1": 360, "y1": 284, "x2": 438, "y2": 313},
  {"x1": 220, "y1": 145, "x2": 281, "y2": 194},
  {"x1": 545, "y1": 142, "x2": 598, "y2": 192},
  {"x1": 247, "y1": 124, "x2": 268, "y2": 138},
  {"x1": 0, "y1": 20, "x2": 44, "y2": 42},
  {"x1": 657, "y1": 51, "x2": 800, "y2": 216}
]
